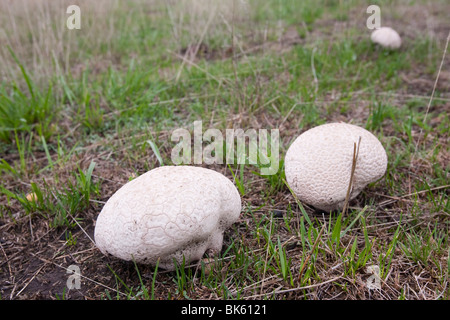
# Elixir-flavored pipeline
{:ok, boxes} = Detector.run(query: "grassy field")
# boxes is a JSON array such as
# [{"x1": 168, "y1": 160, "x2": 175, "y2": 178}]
[{"x1": 0, "y1": 0, "x2": 449, "y2": 300}]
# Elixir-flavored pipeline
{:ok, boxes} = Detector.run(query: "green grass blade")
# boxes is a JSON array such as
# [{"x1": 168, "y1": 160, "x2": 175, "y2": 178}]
[
  {"x1": 282, "y1": 177, "x2": 312, "y2": 226},
  {"x1": 147, "y1": 139, "x2": 164, "y2": 166},
  {"x1": 8, "y1": 46, "x2": 36, "y2": 100},
  {"x1": 331, "y1": 213, "x2": 342, "y2": 246},
  {"x1": 151, "y1": 258, "x2": 160, "y2": 300},
  {"x1": 341, "y1": 205, "x2": 369, "y2": 238},
  {"x1": 41, "y1": 135, "x2": 53, "y2": 169},
  {"x1": 277, "y1": 237, "x2": 287, "y2": 279},
  {"x1": 133, "y1": 259, "x2": 150, "y2": 300},
  {"x1": 106, "y1": 264, "x2": 133, "y2": 297},
  {"x1": 447, "y1": 248, "x2": 450, "y2": 275},
  {"x1": 228, "y1": 164, "x2": 245, "y2": 196}
]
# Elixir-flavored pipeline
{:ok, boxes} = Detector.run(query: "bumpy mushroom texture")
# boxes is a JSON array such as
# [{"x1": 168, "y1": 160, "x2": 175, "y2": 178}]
[
  {"x1": 94, "y1": 166, "x2": 242, "y2": 270},
  {"x1": 370, "y1": 27, "x2": 402, "y2": 49},
  {"x1": 285, "y1": 122, "x2": 387, "y2": 212}
]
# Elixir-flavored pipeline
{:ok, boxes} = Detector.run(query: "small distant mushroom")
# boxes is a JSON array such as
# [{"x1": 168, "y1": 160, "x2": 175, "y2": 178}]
[
  {"x1": 284, "y1": 122, "x2": 387, "y2": 212},
  {"x1": 25, "y1": 192, "x2": 38, "y2": 202},
  {"x1": 94, "y1": 166, "x2": 241, "y2": 270},
  {"x1": 370, "y1": 27, "x2": 402, "y2": 50}
]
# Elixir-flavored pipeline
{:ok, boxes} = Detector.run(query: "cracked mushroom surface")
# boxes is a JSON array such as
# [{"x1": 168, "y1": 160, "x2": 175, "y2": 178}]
[
  {"x1": 94, "y1": 166, "x2": 242, "y2": 270},
  {"x1": 285, "y1": 122, "x2": 387, "y2": 212}
]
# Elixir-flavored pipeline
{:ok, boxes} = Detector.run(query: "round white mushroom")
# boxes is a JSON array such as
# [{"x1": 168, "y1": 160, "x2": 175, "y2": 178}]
[
  {"x1": 284, "y1": 122, "x2": 387, "y2": 212},
  {"x1": 370, "y1": 27, "x2": 402, "y2": 50},
  {"x1": 94, "y1": 166, "x2": 241, "y2": 270}
]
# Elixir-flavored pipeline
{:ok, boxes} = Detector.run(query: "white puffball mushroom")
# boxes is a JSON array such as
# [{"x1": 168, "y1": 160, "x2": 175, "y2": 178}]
[
  {"x1": 285, "y1": 122, "x2": 387, "y2": 212},
  {"x1": 94, "y1": 166, "x2": 242, "y2": 270},
  {"x1": 370, "y1": 27, "x2": 402, "y2": 50}
]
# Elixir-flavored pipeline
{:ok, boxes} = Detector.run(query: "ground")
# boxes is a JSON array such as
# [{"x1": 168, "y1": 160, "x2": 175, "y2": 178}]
[{"x1": 0, "y1": 0, "x2": 449, "y2": 300}]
